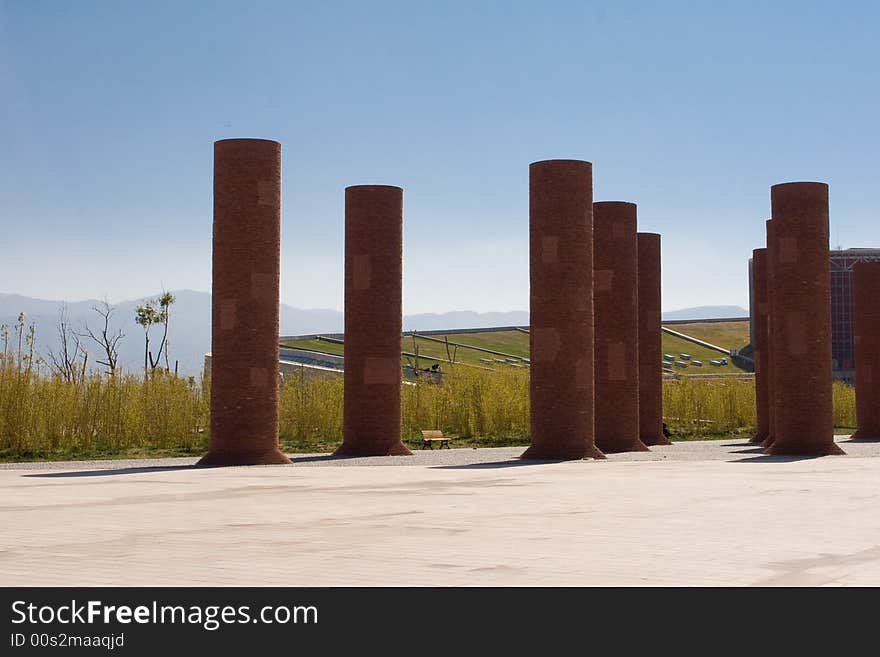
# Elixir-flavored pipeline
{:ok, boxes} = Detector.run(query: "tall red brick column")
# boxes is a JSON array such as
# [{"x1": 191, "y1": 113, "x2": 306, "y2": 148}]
[
  {"x1": 852, "y1": 262, "x2": 880, "y2": 440},
  {"x1": 750, "y1": 248, "x2": 771, "y2": 444},
  {"x1": 336, "y1": 185, "x2": 411, "y2": 456},
  {"x1": 762, "y1": 219, "x2": 777, "y2": 449},
  {"x1": 637, "y1": 232, "x2": 669, "y2": 446},
  {"x1": 765, "y1": 182, "x2": 843, "y2": 455},
  {"x1": 200, "y1": 139, "x2": 291, "y2": 466},
  {"x1": 523, "y1": 160, "x2": 603, "y2": 460},
  {"x1": 593, "y1": 202, "x2": 649, "y2": 453}
]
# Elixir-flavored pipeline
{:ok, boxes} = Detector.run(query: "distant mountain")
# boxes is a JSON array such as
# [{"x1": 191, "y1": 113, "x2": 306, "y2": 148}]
[
  {"x1": 2, "y1": 291, "x2": 747, "y2": 377},
  {"x1": 0, "y1": 292, "x2": 528, "y2": 377},
  {"x1": 279, "y1": 305, "x2": 343, "y2": 334},
  {"x1": 661, "y1": 305, "x2": 748, "y2": 321},
  {"x1": 0, "y1": 290, "x2": 216, "y2": 379},
  {"x1": 403, "y1": 310, "x2": 529, "y2": 331}
]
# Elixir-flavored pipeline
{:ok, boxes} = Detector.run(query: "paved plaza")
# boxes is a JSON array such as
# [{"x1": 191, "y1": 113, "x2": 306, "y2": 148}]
[{"x1": 2, "y1": 438, "x2": 879, "y2": 586}]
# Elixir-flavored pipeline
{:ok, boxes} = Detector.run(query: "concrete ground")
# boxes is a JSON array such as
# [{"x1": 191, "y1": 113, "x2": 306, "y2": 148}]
[{"x1": 2, "y1": 437, "x2": 879, "y2": 586}]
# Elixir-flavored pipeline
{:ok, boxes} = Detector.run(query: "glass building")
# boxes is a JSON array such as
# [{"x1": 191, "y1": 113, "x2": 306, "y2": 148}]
[{"x1": 749, "y1": 248, "x2": 880, "y2": 382}]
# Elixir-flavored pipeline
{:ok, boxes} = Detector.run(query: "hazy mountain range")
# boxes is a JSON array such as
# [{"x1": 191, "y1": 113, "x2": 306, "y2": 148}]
[
  {"x1": 0, "y1": 291, "x2": 747, "y2": 377},
  {"x1": 660, "y1": 305, "x2": 748, "y2": 321}
]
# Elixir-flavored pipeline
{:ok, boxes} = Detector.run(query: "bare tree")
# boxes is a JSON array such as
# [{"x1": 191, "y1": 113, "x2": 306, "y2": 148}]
[
  {"x1": 0, "y1": 322, "x2": 8, "y2": 367},
  {"x1": 46, "y1": 304, "x2": 88, "y2": 383},
  {"x1": 17, "y1": 312, "x2": 24, "y2": 365},
  {"x1": 79, "y1": 299, "x2": 124, "y2": 376},
  {"x1": 4, "y1": 313, "x2": 38, "y2": 375},
  {"x1": 411, "y1": 333, "x2": 420, "y2": 372},
  {"x1": 444, "y1": 335, "x2": 458, "y2": 364}
]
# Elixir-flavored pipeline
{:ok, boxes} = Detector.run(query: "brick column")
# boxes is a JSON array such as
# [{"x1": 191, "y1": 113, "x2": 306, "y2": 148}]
[
  {"x1": 765, "y1": 182, "x2": 843, "y2": 455},
  {"x1": 750, "y1": 248, "x2": 771, "y2": 444},
  {"x1": 637, "y1": 232, "x2": 668, "y2": 446},
  {"x1": 523, "y1": 160, "x2": 603, "y2": 460},
  {"x1": 762, "y1": 219, "x2": 777, "y2": 449},
  {"x1": 336, "y1": 185, "x2": 411, "y2": 456},
  {"x1": 852, "y1": 261, "x2": 880, "y2": 440},
  {"x1": 200, "y1": 139, "x2": 291, "y2": 466},
  {"x1": 593, "y1": 202, "x2": 649, "y2": 453}
]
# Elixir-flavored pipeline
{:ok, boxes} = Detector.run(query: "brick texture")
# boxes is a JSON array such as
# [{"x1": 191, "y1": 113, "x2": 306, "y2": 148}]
[
  {"x1": 200, "y1": 139, "x2": 291, "y2": 466},
  {"x1": 762, "y1": 220, "x2": 778, "y2": 449},
  {"x1": 852, "y1": 262, "x2": 880, "y2": 440},
  {"x1": 593, "y1": 202, "x2": 649, "y2": 453},
  {"x1": 336, "y1": 186, "x2": 411, "y2": 456},
  {"x1": 750, "y1": 248, "x2": 771, "y2": 444},
  {"x1": 522, "y1": 160, "x2": 604, "y2": 460},
  {"x1": 765, "y1": 182, "x2": 843, "y2": 455},
  {"x1": 637, "y1": 232, "x2": 668, "y2": 446}
]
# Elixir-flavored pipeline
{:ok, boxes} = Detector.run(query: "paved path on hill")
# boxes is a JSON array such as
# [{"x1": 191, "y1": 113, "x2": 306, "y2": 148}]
[{"x1": 661, "y1": 326, "x2": 732, "y2": 355}]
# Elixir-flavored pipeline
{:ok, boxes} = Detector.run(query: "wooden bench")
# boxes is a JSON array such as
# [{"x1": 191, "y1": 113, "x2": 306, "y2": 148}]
[{"x1": 421, "y1": 429, "x2": 452, "y2": 449}]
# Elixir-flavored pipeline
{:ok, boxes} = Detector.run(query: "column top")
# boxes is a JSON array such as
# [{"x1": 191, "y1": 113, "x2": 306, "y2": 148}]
[
  {"x1": 594, "y1": 200, "x2": 637, "y2": 209},
  {"x1": 345, "y1": 184, "x2": 403, "y2": 192},
  {"x1": 770, "y1": 181, "x2": 829, "y2": 199},
  {"x1": 771, "y1": 180, "x2": 828, "y2": 189},
  {"x1": 530, "y1": 158, "x2": 592, "y2": 167},
  {"x1": 215, "y1": 138, "x2": 281, "y2": 147}
]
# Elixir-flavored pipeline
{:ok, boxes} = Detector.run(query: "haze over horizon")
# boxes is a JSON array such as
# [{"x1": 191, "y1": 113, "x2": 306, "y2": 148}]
[
  {"x1": 0, "y1": 288, "x2": 748, "y2": 376},
  {"x1": 2, "y1": 2, "x2": 878, "y2": 314},
  {"x1": 0, "y1": 287, "x2": 750, "y2": 317}
]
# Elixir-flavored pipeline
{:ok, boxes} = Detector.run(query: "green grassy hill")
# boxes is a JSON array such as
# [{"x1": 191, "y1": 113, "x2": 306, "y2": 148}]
[
  {"x1": 280, "y1": 320, "x2": 752, "y2": 375},
  {"x1": 666, "y1": 320, "x2": 750, "y2": 351},
  {"x1": 660, "y1": 334, "x2": 738, "y2": 373}
]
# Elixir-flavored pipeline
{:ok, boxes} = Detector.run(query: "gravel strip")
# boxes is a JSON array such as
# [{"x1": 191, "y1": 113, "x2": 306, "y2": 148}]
[{"x1": 0, "y1": 436, "x2": 876, "y2": 472}]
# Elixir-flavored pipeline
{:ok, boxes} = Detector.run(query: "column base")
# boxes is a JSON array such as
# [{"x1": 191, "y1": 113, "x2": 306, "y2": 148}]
[
  {"x1": 761, "y1": 435, "x2": 775, "y2": 449},
  {"x1": 597, "y1": 438, "x2": 651, "y2": 454},
  {"x1": 850, "y1": 429, "x2": 880, "y2": 441},
  {"x1": 641, "y1": 434, "x2": 672, "y2": 446},
  {"x1": 750, "y1": 430, "x2": 769, "y2": 444},
  {"x1": 521, "y1": 443, "x2": 606, "y2": 461},
  {"x1": 765, "y1": 441, "x2": 846, "y2": 456},
  {"x1": 197, "y1": 446, "x2": 292, "y2": 467},
  {"x1": 334, "y1": 441, "x2": 413, "y2": 456}
]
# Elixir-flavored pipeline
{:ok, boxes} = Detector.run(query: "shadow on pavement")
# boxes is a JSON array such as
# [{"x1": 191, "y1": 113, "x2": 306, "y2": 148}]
[
  {"x1": 432, "y1": 459, "x2": 576, "y2": 470},
  {"x1": 290, "y1": 454, "x2": 355, "y2": 464},
  {"x1": 729, "y1": 454, "x2": 832, "y2": 463},
  {"x1": 24, "y1": 465, "x2": 198, "y2": 478}
]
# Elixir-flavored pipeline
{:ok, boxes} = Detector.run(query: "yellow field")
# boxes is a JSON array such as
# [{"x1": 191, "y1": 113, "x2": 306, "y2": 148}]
[{"x1": 2, "y1": 318, "x2": 855, "y2": 461}]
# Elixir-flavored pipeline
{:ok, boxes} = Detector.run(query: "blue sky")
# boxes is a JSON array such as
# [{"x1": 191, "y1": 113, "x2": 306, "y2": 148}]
[{"x1": 2, "y1": 1, "x2": 878, "y2": 313}]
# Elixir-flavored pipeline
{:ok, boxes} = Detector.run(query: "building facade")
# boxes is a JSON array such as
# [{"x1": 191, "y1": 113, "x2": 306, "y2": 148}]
[
  {"x1": 831, "y1": 249, "x2": 880, "y2": 378},
  {"x1": 750, "y1": 248, "x2": 880, "y2": 381}
]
